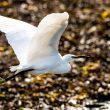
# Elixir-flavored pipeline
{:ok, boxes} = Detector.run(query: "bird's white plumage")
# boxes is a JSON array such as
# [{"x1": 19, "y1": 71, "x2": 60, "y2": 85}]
[
  {"x1": 26, "y1": 12, "x2": 69, "y2": 64},
  {"x1": 38, "y1": 12, "x2": 69, "y2": 28},
  {"x1": 0, "y1": 12, "x2": 77, "y2": 74},
  {"x1": 0, "y1": 15, "x2": 37, "y2": 33},
  {"x1": 0, "y1": 15, "x2": 38, "y2": 64}
]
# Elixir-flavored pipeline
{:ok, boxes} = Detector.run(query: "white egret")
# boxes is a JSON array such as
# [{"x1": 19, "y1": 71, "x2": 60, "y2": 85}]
[{"x1": 0, "y1": 12, "x2": 89, "y2": 82}]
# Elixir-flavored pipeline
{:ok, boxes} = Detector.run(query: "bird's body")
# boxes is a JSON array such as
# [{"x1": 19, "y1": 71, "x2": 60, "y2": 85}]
[
  {"x1": 31, "y1": 55, "x2": 71, "y2": 74},
  {"x1": 0, "y1": 12, "x2": 71, "y2": 75},
  {"x1": 0, "y1": 12, "x2": 88, "y2": 78},
  {"x1": 11, "y1": 53, "x2": 71, "y2": 74}
]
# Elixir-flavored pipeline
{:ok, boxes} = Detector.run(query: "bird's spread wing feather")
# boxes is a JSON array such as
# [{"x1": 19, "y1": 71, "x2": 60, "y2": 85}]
[
  {"x1": 0, "y1": 15, "x2": 38, "y2": 64},
  {"x1": 27, "y1": 12, "x2": 69, "y2": 63},
  {"x1": 0, "y1": 12, "x2": 69, "y2": 66}
]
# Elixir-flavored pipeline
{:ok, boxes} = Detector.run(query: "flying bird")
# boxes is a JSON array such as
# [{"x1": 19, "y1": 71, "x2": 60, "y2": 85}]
[{"x1": 0, "y1": 12, "x2": 89, "y2": 82}]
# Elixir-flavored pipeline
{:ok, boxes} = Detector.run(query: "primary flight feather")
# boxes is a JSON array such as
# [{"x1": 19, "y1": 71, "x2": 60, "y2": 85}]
[
  {"x1": 0, "y1": 15, "x2": 37, "y2": 64},
  {"x1": 0, "y1": 12, "x2": 88, "y2": 77}
]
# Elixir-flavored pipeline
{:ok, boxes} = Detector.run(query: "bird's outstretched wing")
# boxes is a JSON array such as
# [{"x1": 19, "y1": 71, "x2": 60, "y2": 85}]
[
  {"x1": 0, "y1": 15, "x2": 38, "y2": 64},
  {"x1": 27, "y1": 12, "x2": 69, "y2": 63}
]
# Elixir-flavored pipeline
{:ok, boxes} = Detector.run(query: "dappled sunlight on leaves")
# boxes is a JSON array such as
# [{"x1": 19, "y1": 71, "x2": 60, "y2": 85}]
[
  {"x1": 82, "y1": 61, "x2": 100, "y2": 76},
  {"x1": 0, "y1": 1, "x2": 11, "y2": 7},
  {"x1": 101, "y1": 9, "x2": 110, "y2": 19},
  {"x1": 0, "y1": 0, "x2": 110, "y2": 109}
]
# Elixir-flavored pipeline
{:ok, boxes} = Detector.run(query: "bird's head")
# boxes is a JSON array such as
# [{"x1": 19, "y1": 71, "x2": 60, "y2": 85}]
[
  {"x1": 62, "y1": 54, "x2": 90, "y2": 63},
  {"x1": 38, "y1": 12, "x2": 69, "y2": 28}
]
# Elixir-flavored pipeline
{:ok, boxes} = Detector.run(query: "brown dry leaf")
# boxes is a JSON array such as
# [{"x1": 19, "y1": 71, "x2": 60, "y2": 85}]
[
  {"x1": 32, "y1": 74, "x2": 50, "y2": 85},
  {"x1": 32, "y1": 93, "x2": 39, "y2": 97},
  {"x1": 46, "y1": 92, "x2": 59, "y2": 102},
  {"x1": 8, "y1": 47, "x2": 14, "y2": 56},
  {"x1": 64, "y1": 32, "x2": 75, "y2": 42},
  {"x1": 28, "y1": 5, "x2": 38, "y2": 12},
  {"x1": 87, "y1": 26, "x2": 97, "y2": 34},
  {"x1": 101, "y1": 9, "x2": 110, "y2": 19},
  {"x1": 0, "y1": 93, "x2": 5, "y2": 98},
  {"x1": 0, "y1": 1, "x2": 10, "y2": 7},
  {"x1": 72, "y1": 92, "x2": 88, "y2": 100},
  {"x1": 32, "y1": 75, "x2": 44, "y2": 85},
  {"x1": 0, "y1": 46, "x2": 5, "y2": 52},
  {"x1": 82, "y1": 61, "x2": 100, "y2": 76}
]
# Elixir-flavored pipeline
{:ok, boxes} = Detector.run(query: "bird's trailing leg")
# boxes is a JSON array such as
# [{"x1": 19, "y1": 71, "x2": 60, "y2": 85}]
[
  {"x1": 2, "y1": 69, "x2": 34, "y2": 83},
  {"x1": 4, "y1": 69, "x2": 21, "y2": 82}
]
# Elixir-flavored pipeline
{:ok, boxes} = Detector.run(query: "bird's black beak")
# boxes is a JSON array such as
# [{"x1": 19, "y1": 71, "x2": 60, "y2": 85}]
[{"x1": 72, "y1": 55, "x2": 90, "y2": 59}]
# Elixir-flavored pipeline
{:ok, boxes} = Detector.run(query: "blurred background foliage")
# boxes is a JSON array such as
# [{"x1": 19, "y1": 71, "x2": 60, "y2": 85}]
[{"x1": 0, "y1": 0, "x2": 110, "y2": 109}]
